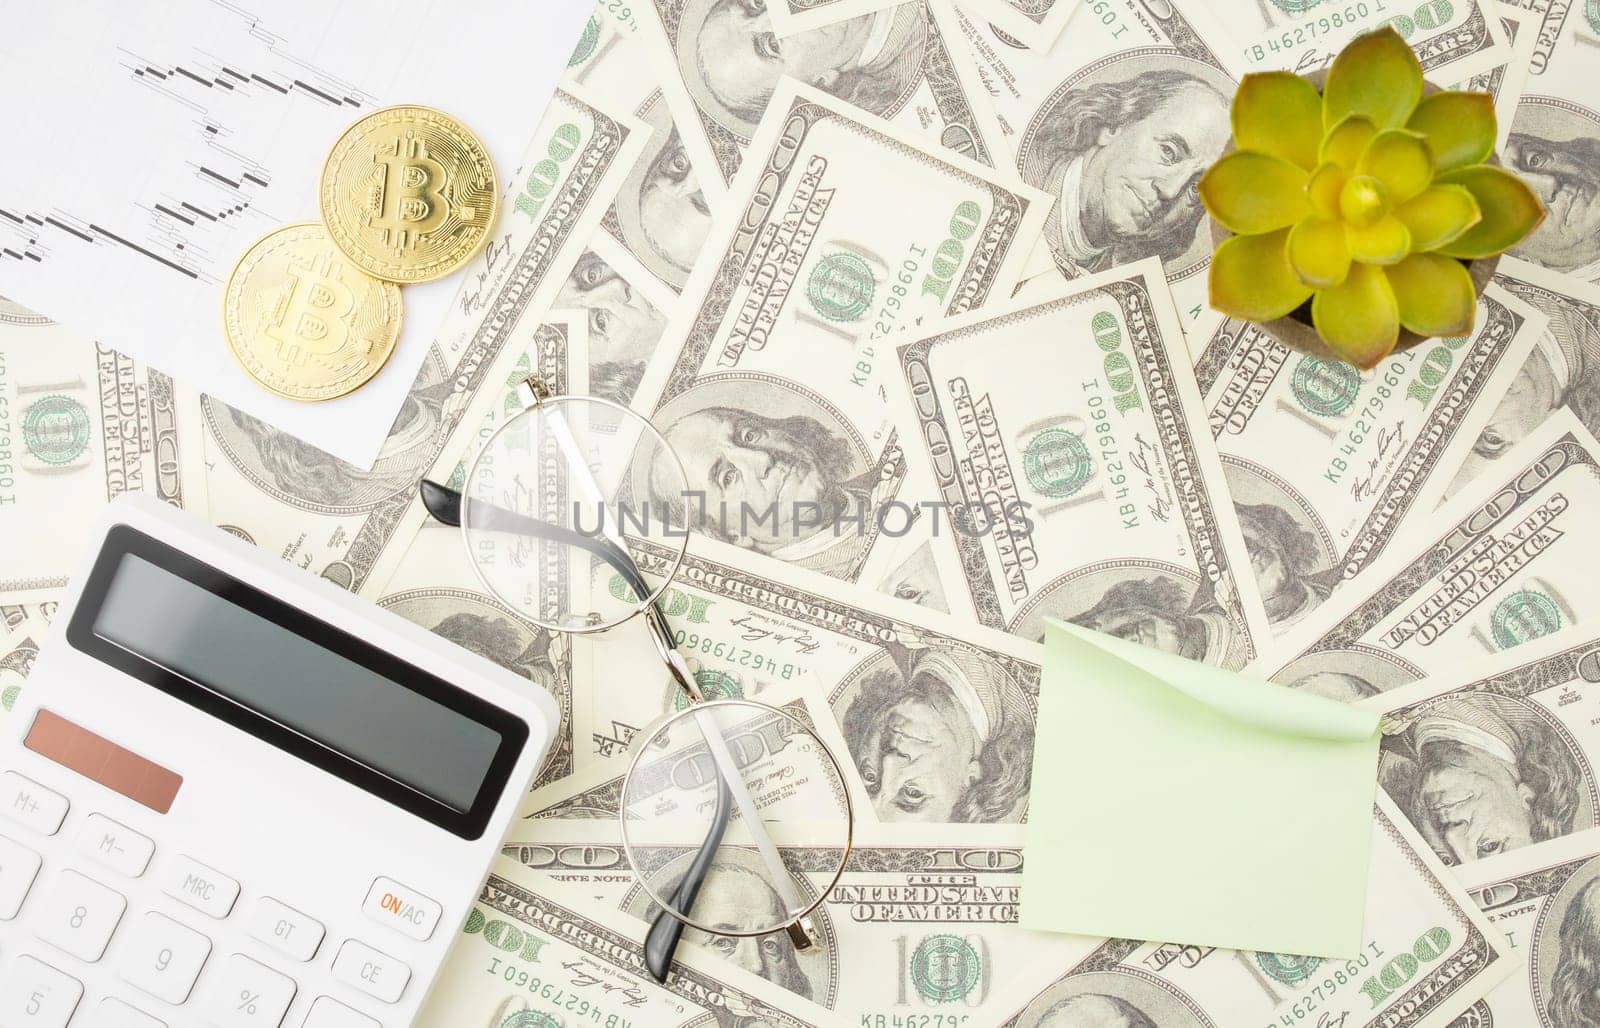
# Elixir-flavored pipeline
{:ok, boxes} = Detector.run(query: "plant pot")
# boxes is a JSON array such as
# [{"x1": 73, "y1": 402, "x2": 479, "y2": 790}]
[{"x1": 1208, "y1": 69, "x2": 1502, "y2": 362}]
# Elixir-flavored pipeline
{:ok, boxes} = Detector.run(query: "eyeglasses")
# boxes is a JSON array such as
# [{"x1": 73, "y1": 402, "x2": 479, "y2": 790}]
[{"x1": 420, "y1": 376, "x2": 853, "y2": 982}]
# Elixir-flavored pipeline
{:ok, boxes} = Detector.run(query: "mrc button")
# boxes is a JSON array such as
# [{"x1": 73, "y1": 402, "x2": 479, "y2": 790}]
[
  {"x1": 162, "y1": 855, "x2": 239, "y2": 918},
  {"x1": 363, "y1": 876, "x2": 440, "y2": 941}
]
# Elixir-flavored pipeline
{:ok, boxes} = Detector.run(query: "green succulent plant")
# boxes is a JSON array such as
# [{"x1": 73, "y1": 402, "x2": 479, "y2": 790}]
[{"x1": 1199, "y1": 27, "x2": 1545, "y2": 369}]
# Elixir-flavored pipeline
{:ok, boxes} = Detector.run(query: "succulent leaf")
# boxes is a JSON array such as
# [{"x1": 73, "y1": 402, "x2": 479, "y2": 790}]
[
  {"x1": 1321, "y1": 115, "x2": 1377, "y2": 171},
  {"x1": 1395, "y1": 185, "x2": 1482, "y2": 252},
  {"x1": 1312, "y1": 261, "x2": 1401, "y2": 368},
  {"x1": 1199, "y1": 150, "x2": 1310, "y2": 234},
  {"x1": 1232, "y1": 72, "x2": 1324, "y2": 170},
  {"x1": 1407, "y1": 91, "x2": 1496, "y2": 173},
  {"x1": 1287, "y1": 218, "x2": 1351, "y2": 289},
  {"x1": 1384, "y1": 253, "x2": 1477, "y2": 337},
  {"x1": 1433, "y1": 165, "x2": 1547, "y2": 259},
  {"x1": 1358, "y1": 130, "x2": 1434, "y2": 204},
  {"x1": 1307, "y1": 162, "x2": 1347, "y2": 218},
  {"x1": 1345, "y1": 216, "x2": 1412, "y2": 265},
  {"x1": 1322, "y1": 27, "x2": 1423, "y2": 132},
  {"x1": 1210, "y1": 229, "x2": 1313, "y2": 320}
]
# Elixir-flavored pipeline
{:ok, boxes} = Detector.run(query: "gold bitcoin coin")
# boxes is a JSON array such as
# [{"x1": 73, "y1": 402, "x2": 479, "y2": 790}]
[
  {"x1": 318, "y1": 105, "x2": 498, "y2": 283},
  {"x1": 222, "y1": 222, "x2": 403, "y2": 402}
]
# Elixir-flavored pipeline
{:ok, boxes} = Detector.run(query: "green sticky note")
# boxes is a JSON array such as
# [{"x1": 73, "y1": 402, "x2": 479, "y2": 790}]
[{"x1": 1022, "y1": 620, "x2": 1381, "y2": 957}]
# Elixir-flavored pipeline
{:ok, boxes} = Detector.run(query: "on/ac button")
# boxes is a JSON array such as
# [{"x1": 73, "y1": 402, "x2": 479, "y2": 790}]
[{"x1": 362, "y1": 877, "x2": 440, "y2": 941}]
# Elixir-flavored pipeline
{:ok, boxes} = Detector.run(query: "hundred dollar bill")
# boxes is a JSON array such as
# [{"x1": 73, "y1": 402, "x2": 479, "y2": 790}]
[
  {"x1": 0, "y1": 305, "x2": 207, "y2": 602},
  {"x1": 200, "y1": 86, "x2": 648, "y2": 597},
  {"x1": 564, "y1": 0, "x2": 722, "y2": 291},
  {"x1": 563, "y1": 534, "x2": 1043, "y2": 823},
  {"x1": 417, "y1": 858, "x2": 848, "y2": 1027},
  {"x1": 1440, "y1": 259, "x2": 1600, "y2": 501},
  {"x1": 368, "y1": 318, "x2": 586, "y2": 790},
  {"x1": 1258, "y1": 407, "x2": 1600, "y2": 696},
  {"x1": 503, "y1": 818, "x2": 1088, "y2": 1015},
  {"x1": 1191, "y1": 284, "x2": 1546, "y2": 633},
  {"x1": 0, "y1": 612, "x2": 44, "y2": 718},
  {"x1": 1222, "y1": 0, "x2": 1510, "y2": 82},
  {"x1": 641, "y1": 0, "x2": 1013, "y2": 186},
  {"x1": 1456, "y1": 826, "x2": 1600, "y2": 1028},
  {"x1": 1503, "y1": 0, "x2": 1600, "y2": 285},
  {"x1": 962, "y1": 0, "x2": 1248, "y2": 331},
  {"x1": 994, "y1": 795, "x2": 1514, "y2": 1028},
  {"x1": 1370, "y1": 625, "x2": 1600, "y2": 870},
  {"x1": 630, "y1": 80, "x2": 1047, "y2": 587},
  {"x1": 887, "y1": 258, "x2": 1273, "y2": 664}
]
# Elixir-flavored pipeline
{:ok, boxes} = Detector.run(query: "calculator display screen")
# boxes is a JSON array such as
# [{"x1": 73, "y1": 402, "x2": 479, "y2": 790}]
[{"x1": 91, "y1": 551, "x2": 505, "y2": 814}]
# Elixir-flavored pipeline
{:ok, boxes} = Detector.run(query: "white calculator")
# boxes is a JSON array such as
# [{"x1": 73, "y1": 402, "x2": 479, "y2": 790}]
[{"x1": 0, "y1": 495, "x2": 558, "y2": 1027}]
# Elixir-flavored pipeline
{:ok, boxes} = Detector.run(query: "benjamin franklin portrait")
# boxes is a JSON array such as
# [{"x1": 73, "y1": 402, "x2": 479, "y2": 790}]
[
  {"x1": 1379, "y1": 692, "x2": 1595, "y2": 866},
  {"x1": 839, "y1": 645, "x2": 1031, "y2": 823},
  {"x1": 679, "y1": 0, "x2": 928, "y2": 138},
  {"x1": 1019, "y1": 60, "x2": 1232, "y2": 277},
  {"x1": 203, "y1": 350, "x2": 450, "y2": 512},
  {"x1": 555, "y1": 249, "x2": 664, "y2": 405},
  {"x1": 1540, "y1": 858, "x2": 1600, "y2": 1027},
  {"x1": 1447, "y1": 282, "x2": 1600, "y2": 495},
  {"x1": 1071, "y1": 574, "x2": 1235, "y2": 664},
  {"x1": 628, "y1": 851, "x2": 827, "y2": 1002},
  {"x1": 611, "y1": 100, "x2": 712, "y2": 290},
  {"x1": 647, "y1": 378, "x2": 877, "y2": 578},
  {"x1": 1237, "y1": 500, "x2": 1334, "y2": 628},
  {"x1": 1505, "y1": 100, "x2": 1600, "y2": 282}
]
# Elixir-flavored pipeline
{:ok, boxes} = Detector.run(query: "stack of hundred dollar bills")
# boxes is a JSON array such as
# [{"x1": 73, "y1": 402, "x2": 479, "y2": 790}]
[{"x1": 6, "y1": 0, "x2": 1600, "y2": 1022}]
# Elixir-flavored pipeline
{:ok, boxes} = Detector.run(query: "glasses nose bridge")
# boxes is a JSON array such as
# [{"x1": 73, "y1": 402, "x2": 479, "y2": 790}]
[{"x1": 645, "y1": 604, "x2": 703, "y2": 705}]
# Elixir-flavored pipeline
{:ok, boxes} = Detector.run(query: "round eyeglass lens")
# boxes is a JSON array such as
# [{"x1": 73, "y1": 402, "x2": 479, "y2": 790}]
[
  {"x1": 460, "y1": 394, "x2": 689, "y2": 632},
  {"x1": 620, "y1": 699, "x2": 853, "y2": 938}
]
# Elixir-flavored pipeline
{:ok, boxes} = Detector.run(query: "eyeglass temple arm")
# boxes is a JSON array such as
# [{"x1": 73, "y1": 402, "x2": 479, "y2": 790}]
[{"x1": 419, "y1": 480, "x2": 815, "y2": 975}]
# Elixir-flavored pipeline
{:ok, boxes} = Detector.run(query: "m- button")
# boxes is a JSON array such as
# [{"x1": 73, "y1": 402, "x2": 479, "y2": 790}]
[
  {"x1": 161, "y1": 855, "x2": 239, "y2": 918},
  {"x1": 362, "y1": 876, "x2": 440, "y2": 941},
  {"x1": 76, "y1": 814, "x2": 154, "y2": 877}
]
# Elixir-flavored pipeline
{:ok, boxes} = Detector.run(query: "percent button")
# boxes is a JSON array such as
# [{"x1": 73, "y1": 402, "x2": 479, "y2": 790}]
[{"x1": 209, "y1": 953, "x2": 296, "y2": 1027}]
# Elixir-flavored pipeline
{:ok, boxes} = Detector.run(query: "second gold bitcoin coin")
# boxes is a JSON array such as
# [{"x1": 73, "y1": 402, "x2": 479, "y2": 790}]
[
  {"x1": 223, "y1": 222, "x2": 403, "y2": 402},
  {"x1": 319, "y1": 105, "x2": 498, "y2": 283}
]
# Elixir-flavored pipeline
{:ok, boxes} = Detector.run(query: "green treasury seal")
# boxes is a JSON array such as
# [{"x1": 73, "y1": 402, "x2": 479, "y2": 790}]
[
  {"x1": 1291, "y1": 356, "x2": 1361, "y2": 417},
  {"x1": 22, "y1": 394, "x2": 92, "y2": 466},
  {"x1": 1491, "y1": 589, "x2": 1562, "y2": 649},
  {"x1": 1023, "y1": 427, "x2": 1092, "y2": 500},
  {"x1": 1587, "y1": 0, "x2": 1600, "y2": 34},
  {"x1": 500, "y1": 1012, "x2": 562, "y2": 1028},
  {"x1": 807, "y1": 252, "x2": 876, "y2": 322},
  {"x1": 673, "y1": 668, "x2": 744, "y2": 710},
  {"x1": 1256, "y1": 952, "x2": 1322, "y2": 985},
  {"x1": 569, "y1": 16, "x2": 601, "y2": 66},
  {"x1": 910, "y1": 934, "x2": 982, "y2": 1003}
]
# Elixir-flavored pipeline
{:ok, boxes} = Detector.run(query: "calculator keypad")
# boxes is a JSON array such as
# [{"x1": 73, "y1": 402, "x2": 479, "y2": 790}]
[
  {"x1": 0, "y1": 954, "x2": 83, "y2": 1027},
  {"x1": 0, "y1": 832, "x2": 42, "y2": 918},
  {"x1": 36, "y1": 869, "x2": 126, "y2": 961},
  {"x1": 3, "y1": 767, "x2": 419, "y2": 1027},
  {"x1": 120, "y1": 910, "x2": 212, "y2": 1003}
]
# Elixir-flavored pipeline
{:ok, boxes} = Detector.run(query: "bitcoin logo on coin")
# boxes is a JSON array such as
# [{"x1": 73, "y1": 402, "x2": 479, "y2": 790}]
[
  {"x1": 222, "y1": 222, "x2": 402, "y2": 401},
  {"x1": 319, "y1": 105, "x2": 497, "y2": 283}
]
